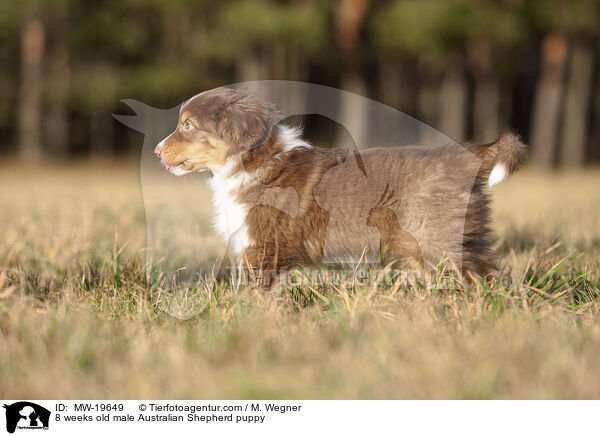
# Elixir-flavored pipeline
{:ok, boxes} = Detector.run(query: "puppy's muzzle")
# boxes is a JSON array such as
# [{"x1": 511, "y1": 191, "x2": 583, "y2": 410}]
[{"x1": 154, "y1": 141, "x2": 165, "y2": 157}]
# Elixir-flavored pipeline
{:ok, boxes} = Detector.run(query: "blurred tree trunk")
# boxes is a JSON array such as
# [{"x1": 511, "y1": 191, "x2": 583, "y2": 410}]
[
  {"x1": 288, "y1": 48, "x2": 308, "y2": 82},
  {"x1": 237, "y1": 51, "x2": 267, "y2": 105},
  {"x1": 90, "y1": 112, "x2": 114, "y2": 158},
  {"x1": 438, "y1": 53, "x2": 467, "y2": 142},
  {"x1": 418, "y1": 60, "x2": 441, "y2": 146},
  {"x1": 272, "y1": 42, "x2": 286, "y2": 79},
  {"x1": 468, "y1": 40, "x2": 500, "y2": 143},
  {"x1": 378, "y1": 57, "x2": 415, "y2": 114},
  {"x1": 267, "y1": 43, "x2": 286, "y2": 105},
  {"x1": 378, "y1": 58, "x2": 402, "y2": 110},
  {"x1": 287, "y1": 47, "x2": 308, "y2": 116},
  {"x1": 237, "y1": 53, "x2": 260, "y2": 82},
  {"x1": 18, "y1": 14, "x2": 45, "y2": 160},
  {"x1": 237, "y1": 46, "x2": 279, "y2": 108},
  {"x1": 44, "y1": 1, "x2": 70, "y2": 158},
  {"x1": 559, "y1": 40, "x2": 593, "y2": 167},
  {"x1": 335, "y1": 0, "x2": 369, "y2": 149},
  {"x1": 530, "y1": 33, "x2": 567, "y2": 169},
  {"x1": 338, "y1": 72, "x2": 368, "y2": 149}
]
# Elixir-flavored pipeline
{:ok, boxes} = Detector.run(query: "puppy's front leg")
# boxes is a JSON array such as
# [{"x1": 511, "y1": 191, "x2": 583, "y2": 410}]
[{"x1": 240, "y1": 243, "x2": 283, "y2": 290}]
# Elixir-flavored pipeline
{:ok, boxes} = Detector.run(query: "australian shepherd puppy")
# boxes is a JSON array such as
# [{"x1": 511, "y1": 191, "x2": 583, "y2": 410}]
[{"x1": 154, "y1": 87, "x2": 526, "y2": 285}]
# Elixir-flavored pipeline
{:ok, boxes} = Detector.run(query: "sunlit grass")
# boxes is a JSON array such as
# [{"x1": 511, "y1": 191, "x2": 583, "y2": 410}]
[{"x1": 1, "y1": 163, "x2": 599, "y2": 398}]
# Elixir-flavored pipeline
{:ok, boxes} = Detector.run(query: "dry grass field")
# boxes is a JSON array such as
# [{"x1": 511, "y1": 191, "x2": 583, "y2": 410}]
[{"x1": 1, "y1": 161, "x2": 600, "y2": 399}]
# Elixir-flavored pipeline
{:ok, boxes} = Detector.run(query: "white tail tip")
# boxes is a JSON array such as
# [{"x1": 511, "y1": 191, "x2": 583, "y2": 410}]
[{"x1": 488, "y1": 164, "x2": 508, "y2": 188}]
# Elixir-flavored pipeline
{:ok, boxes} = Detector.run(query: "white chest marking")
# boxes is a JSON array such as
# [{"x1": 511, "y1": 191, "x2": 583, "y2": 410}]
[{"x1": 208, "y1": 167, "x2": 251, "y2": 256}]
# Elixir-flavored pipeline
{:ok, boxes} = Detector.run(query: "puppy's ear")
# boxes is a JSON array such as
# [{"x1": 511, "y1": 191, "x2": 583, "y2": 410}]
[{"x1": 216, "y1": 91, "x2": 282, "y2": 150}]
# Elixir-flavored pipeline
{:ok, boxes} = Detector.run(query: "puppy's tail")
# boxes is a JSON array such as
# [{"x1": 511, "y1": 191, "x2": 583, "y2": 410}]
[{"x1": 467, "y1": 131, "x2": 527, "y2": 188}]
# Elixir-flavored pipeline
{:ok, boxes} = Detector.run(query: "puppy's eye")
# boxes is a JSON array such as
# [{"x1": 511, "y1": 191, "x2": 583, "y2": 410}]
[{"x1": 183, "y1": 120, "x2": 193, "y2": 131}]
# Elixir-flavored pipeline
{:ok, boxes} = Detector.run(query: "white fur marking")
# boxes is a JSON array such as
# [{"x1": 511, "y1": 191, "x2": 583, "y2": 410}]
[
  {"x1": 208, "y1": 161, "x2": 252, "y2": 255},
  {"x1": 277, "y1": 124, "x2": 312, "y2": 151},
  {"x1": 488, "y1": 164, "x2": 508, "y2": 188},
  {"x1": 169, "y1": 167, "x2": 191, "y2": 176}
]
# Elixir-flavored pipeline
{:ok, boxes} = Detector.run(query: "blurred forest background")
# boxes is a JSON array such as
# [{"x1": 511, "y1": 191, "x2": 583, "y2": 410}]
[{"x1": 1, "y1": 0, "x2": 599, "y2": 167}]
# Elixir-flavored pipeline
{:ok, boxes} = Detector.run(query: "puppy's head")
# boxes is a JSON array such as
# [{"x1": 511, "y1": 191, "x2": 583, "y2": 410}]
[{"x1": 155, "y1": 88, "x2": 281, "y2": 175}]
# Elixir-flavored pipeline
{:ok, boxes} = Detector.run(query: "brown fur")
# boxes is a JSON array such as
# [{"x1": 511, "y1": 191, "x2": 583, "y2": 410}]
[{"x1": 155, "y1": 87, "x2": 527, "y2": 285}]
